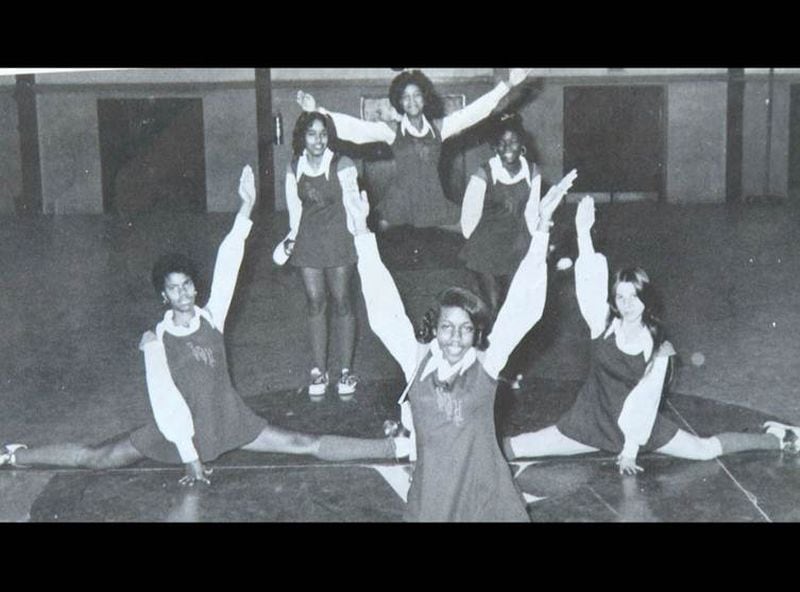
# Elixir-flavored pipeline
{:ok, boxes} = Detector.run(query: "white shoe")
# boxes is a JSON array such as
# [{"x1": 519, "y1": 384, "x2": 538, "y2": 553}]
[
  {"x1": 0, "y1": 444, "x2": 28, "y2": 468},
  {"x1": 337, "y1": 369, "x2": 358, "y2": 401},
  {"x1": 308, "y1": 368, "x2": 328, "y2": 401},
  {"x1": 764, "y1": 421, "x2": 800, "y2": 453}
]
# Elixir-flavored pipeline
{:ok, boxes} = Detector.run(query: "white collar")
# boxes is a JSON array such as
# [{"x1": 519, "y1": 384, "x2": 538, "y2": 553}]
[
  {"x1": 296, "y1": 148, "x2": 334, "y2": 181},
  {"x1": 419, "y1": 340, "x2": 478, "y2": 382},
  {"x1": 488, "y1": 155, "x2": 531, "y2": 186},
  {"x1": 603, "y1": 318, "x2": 653, "y2": 360},
  {"x1": 400, "y1": 114, "x2": 434, "y2": 138},
  {"x1": 158, "y1": 306, "x2": 215, "y2": 338}
]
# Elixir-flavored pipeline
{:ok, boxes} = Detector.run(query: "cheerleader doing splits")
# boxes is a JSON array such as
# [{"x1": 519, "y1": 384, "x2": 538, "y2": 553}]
[
  {"x1": 504, "y1": 196, "x2": 800, "y2": 475},
  {"x1": 1, "y1": 166, "x2": 409, "y2": 485}
]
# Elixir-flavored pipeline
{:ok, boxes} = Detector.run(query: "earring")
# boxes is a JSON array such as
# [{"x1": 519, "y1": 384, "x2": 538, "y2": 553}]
[{"x1": 520, "y1": 146, "x2": 527, "y2": 156}]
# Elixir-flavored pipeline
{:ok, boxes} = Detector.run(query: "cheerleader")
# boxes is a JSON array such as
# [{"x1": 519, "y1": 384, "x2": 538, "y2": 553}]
[
  {"x1": 504, "y1": 196, "x2": 800, "y2": 474},
  {"x1": 1, "y1": 166, "x2": 409, "y2": 484},
  {"x1": 459, "y1": 114, "x2": 541, "y2": 311},
  {"x1": 342, "y1": 169, "x2": 577, "y2": 521},
  {"x1": 274, "y1": 112, "x2": 361, "y2": 400}
]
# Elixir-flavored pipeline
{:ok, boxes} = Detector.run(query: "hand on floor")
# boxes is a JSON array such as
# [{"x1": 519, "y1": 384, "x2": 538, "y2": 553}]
[
  {"x1": 179, "y1": 460, "x2": 214, "y2": 487},
  {"x1": 616, "y1": 454, "x2": 643, "y2": 475}
]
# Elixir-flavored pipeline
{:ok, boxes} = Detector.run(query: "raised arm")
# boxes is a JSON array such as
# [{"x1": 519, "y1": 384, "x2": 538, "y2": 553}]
[
  {"x1": 460, "y1": 170, "x2": 488, "y2": 239},
  {"x1": 574, "y1": 196, "x2": 609, "y2": 338},
  {"x1": 616, "y1": 342, "x2": 676, "y2": 474},
  {"x1": 296, "y1": 91, "x2": 397, "y2": 145},
  {"x1": 139, "y1": 331, "x2": 198, "y2": 464},
  {"x1": 482, "y1": 169, "x2": 577, "y2": 379},
  {"x1": 205, "y1": 165, "x2": 256, "y2": 331},
  {"x1": 439, "y1": 68, "x2": 530, "y2": 141},
  {"x1": 342, "y1": 189, "x2": 418, "y2": 381}
]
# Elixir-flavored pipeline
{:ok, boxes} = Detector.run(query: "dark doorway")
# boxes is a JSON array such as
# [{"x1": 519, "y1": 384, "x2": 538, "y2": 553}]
[
  {"x1": 564, "y1": 85, "x2": 665, "y2": 197},
  {"x1": 789, "y1": 85, "x2": 800, "y2": 200},
  {"x1": 98, "y1": 98, "x2": 206, "y2": 214}
]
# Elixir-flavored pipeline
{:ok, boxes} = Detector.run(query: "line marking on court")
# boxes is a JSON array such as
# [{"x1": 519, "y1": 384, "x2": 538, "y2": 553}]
[
  {"x1": 8, "y1": 462, "x2": 413, "y2": 475},
  {"x1": 10, "y1": 457, "x2": 596, "y2": 477},
  {"x1": 666, "y1": 399, "x2": 773, "y2": 523},
  {"x1": 587, "y1": 485, "x2": 621, "y2": 519}
]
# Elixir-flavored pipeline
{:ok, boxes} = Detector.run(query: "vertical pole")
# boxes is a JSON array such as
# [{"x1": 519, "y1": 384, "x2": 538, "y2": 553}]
[
  {"x1": 726, "y1": 68, "x2": 745, "y2": 202},
  {"x1": 764, "y1": 67, "x2": 775, "y2": 196},
  {"x1": 255, "y1": 68, "x2": 275, "y2": 219},
  {"x1": 14, "y1": 74, "x2": 43, "y2": 214}
]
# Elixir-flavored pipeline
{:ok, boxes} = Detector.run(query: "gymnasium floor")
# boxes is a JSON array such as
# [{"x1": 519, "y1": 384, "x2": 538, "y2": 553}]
[{"x1": 1, "y1": 199, "x2": 799, "y2": 522}]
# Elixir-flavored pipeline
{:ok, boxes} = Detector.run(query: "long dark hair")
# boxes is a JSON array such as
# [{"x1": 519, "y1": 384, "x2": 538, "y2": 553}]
[
  {"x1": 416, "y1": 287, "x2": 492, "y2": 351},
  {"x1": 608, "y1": 267, "x2": 675, "y2": 385},
  {"x1": 291, "y1": 111, "x2": 338, "y2": 157},
  {"x1": 388, "y1": 70, "x2": 445, "y2": 120},
  {"x1": 608, "y1": 267, "x2": 666, "y2": 351}
]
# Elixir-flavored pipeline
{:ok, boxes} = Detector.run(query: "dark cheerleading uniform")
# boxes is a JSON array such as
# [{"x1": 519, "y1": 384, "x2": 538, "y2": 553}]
[
  {"x1": 131, "y1": 314, "x2": 268, "y2": 463},
  {"x1": 288, "y1": 152, "x2": 357, "y2": 269},
  {"x1": 320, "y1": 81, "x2": 513, "y2": 229},
  {"x1": 459, "y1": 160, "x2": 538, "y2": 275},
  {"x1": 132, "y1": 215, "x2": 267, "y2": 464},
  {"x1": 403, "y1": 350, "x2": 528, "y2": 522},
  {"x1": 378, "y1": 122, "x2": 460, "y2": 228},
  {"x1": 556, "y1": 332, "x2": 679, "y2": 453},
  {"x1": 352, "y1": 225, "x2": 552, "y2": 522},
  {"x1": 551, "y1": 245, "x2": 679, "y2": 455}
]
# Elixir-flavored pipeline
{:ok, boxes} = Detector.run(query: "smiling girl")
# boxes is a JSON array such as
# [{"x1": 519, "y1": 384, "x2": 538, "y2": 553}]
[
  {"x1": 275, "y1": 112, "x2": 361, "y2": 401},
  {"x1": 342, "y1": 169, "x2": 577, "y2": 521},
  {"x1": 459, "y1": 114, "x2": 541, "y2": 315}
]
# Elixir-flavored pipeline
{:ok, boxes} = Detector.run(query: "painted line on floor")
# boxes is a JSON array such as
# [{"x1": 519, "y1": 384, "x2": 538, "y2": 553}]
[
  {"x1": 666, "y1": 399, "x2": 772, "y2": 523},
  {"x1": 587, "y1": 485, "x2": 621, "y2": 519}
]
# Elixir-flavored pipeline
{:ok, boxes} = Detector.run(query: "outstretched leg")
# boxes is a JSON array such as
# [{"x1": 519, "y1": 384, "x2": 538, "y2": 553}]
[
  {"x1": 242, "y1": 425, "x2": 397, "y2": 461},
  {"x1": 9, "y1": 434, "x2": 144, "y2": 469},
  {"x1": 655, "y1": 428, "x2": 780, "y2": 461},
  {"x1": 503, "y1": 426, "x2": 599, "y2": 460}
]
